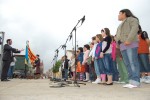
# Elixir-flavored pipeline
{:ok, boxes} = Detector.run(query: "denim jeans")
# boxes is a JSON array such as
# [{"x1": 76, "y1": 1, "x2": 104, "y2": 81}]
[
  {"x1": 138, "y1": 54, "x2": 150, "y2": 72},
  {"x1": 111, "y1": 60, "x2": 119, "y2": 81},
  {"x1": 64, "y1": 69, "x2": 68, "y2": 80},
  {"x1": 94, "y1": 60, "x2": 101, "y2": 76},
  {"x1": 103, "y1": 54, "x2": 113, "y2": 75},
  {"x1": 89, "y1": 64, "x2": 94, "y2": 81},
  {"x1": 121, "y1": 47, "x2": 140, "y2": 86},
  {"x1": 97, "y1": 58, "x2": 105, "y2": 74},
  {"x1": 7, "y1": 66, "x2": 14, "y2": 78}
]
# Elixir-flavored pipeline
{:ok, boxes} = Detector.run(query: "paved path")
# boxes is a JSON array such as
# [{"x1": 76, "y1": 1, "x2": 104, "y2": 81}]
[{"x1": 0, "y1": 79, "x2": 150, "y2": 100}]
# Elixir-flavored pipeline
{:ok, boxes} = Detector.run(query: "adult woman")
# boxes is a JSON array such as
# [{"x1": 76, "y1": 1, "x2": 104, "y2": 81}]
[{"x1": 115, "y1": 9, "x2": 140, "y2": 88}]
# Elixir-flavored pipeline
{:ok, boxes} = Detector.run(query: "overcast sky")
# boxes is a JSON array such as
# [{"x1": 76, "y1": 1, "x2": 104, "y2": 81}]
[{"x1": 0, "y1": 0, "x2": 150, "y2": 72}]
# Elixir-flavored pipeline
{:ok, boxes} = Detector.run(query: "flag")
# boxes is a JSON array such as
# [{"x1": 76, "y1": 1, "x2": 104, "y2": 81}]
[{"x1": 25, "y1": 41, "x2": 37, "y2": 65}]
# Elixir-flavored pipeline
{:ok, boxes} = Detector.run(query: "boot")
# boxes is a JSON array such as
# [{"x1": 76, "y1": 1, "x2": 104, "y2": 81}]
[
  {"x1": 100, "y1": 74, "x2": 106, "y2": 84},
  {"x1": 86, "y1": 72, "x2": 89, "y2": 81}
]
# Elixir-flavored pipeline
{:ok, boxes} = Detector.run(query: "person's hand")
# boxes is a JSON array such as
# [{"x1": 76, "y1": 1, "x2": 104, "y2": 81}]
[
  {"x1": 92, "y1": 58, "x2": 94, "y2": 61},
  {"x1": 116, "y1": 45, "x2": 120, "y2": 49},
  {"x1": 100, "y1": 52, "x2": 104, "y2": 58},
  {"x1": 120, "y1": 57, "x2": 123, "y2": 60},
  {"x1": 82, "y1": 62, "x2": 85, "y2": 65},
  {"x1": 20, "y1": 48, "x2": 24, "y2": 52},
  {"x1": 124, "y1": 41, "x2": 131, "y2": 46}
]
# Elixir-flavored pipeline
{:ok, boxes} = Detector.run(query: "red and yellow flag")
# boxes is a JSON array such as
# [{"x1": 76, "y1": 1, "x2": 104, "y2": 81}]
[{"x1": 25, "y1": 41, "x2": 37, "y2": 64}]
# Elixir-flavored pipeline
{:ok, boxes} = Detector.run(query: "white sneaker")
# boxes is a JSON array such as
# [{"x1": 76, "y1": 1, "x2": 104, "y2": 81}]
[
  {"x1": 140, "y1": 77, "x2": 147, "y2": 83},
  {"x1": 144, "y1": 77, "x2": 150, "y2": 84},
  {"x1": 83, "y1": 80, "x2": 89, "y2": 82},
  {"x1": 116, "y1": 81, "x2": 126, "y2": 84},
  {"x1": 88, "y1": 80, "x2": 92, "y2": 83},
  {"x1": 123, "y1": 84, "x2": 131, "y2": 88},
  {"x1": 123, "y1": 84, "x2": 138, "y2": 88},
  {"x1": 92, "y1": 78, "x2": 101, "y2": 84}
]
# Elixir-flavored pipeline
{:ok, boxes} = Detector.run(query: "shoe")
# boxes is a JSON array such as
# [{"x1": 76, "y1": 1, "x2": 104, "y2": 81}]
[
  {"x1": 140, "y1": 76, "x2": 147, "y2": 83},
  {"x1": 123, "y1": 84, "x2": 138, "y2": 88},
  {"x1": 105, "y1": 82, "x2": 113, "y2": 85},
  {"x1": 145, "y1": 80, "x2": 150, "y2": 84},
  {"x1": 83, "y1": 80, "x2": 89, "y2": 82},
  {"x1": 144, "y1": 76, "x2": 150, "y2": 84},
  {"x1": 92, "y1": 78, "x2": 101, "y2": 84},
  {"x1": 116, "y1": 81, "x2": 126, "y2": 84},
  {"x1": 113, "y1": 81, "x2": 118, "y2": 83},
  {"x1": 144, "y1": 77, "x2": 150, "y2": 84},
  {"x1": 1, "y1": 79, "x2": 10, "y2": 81},
  {"x1": 88, "y1": 80, "x2": 92, "y2": 83}
]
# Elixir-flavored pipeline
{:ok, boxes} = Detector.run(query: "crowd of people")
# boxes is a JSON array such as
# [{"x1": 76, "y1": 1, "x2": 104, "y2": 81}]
[
  {"x1": 1, "y1": 9, "x2": 150, "y2": 89},
  {"x1": 61, "y1": 9, "x2": 150, "y2": 89}
]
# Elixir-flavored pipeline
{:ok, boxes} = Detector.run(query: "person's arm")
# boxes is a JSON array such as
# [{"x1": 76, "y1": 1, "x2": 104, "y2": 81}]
[
  {"x1": 71, "y1": 59, "x2": 75, "y2": 67},
  {"x1": 35, "y1": 58, "x2": 40, "y2": 66},
  {"x1": 102, "y1": 37, "x2": 111, "y2": 53},
  {"x1": 82, "y1": 53, "x2": 86, "y2": 65},
  {"x1": 89, "y1": 49, "x2": 93, "y2": 57},
  {"x1": 146, "y1": 39, "x2": 150, "y2": 46},
  {"x1": 13, "y1": 57, "x2": 17, "y2": 62},
  {"x1": 4, "y1": 44, "x2": 21, "y2": 53}
]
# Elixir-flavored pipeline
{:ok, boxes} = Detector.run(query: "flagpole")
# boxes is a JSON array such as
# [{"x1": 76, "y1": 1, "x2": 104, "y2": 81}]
[{"x1": 25, "y1": 41, "x2": 29, "y2": 79}]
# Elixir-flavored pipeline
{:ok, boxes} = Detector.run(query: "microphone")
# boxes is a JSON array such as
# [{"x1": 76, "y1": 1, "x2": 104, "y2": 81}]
[
  {"x1": 80, "y1": 15, "x2": 85, "y2": 25},
  {"x1": 69, "y1": 34, "x2": 72, "y2": 40}
]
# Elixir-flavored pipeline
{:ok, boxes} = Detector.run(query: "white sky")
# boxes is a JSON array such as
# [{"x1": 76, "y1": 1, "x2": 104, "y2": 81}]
[{"x1": 0, "y1": 0, "x2": 150, "y2": 72}]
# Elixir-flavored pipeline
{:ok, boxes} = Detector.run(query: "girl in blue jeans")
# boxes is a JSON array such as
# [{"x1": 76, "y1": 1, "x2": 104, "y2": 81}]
[
  {"x1": 100, "y1": 28, "x2": 113, "y2": 85},
  {"x1": 95, "y1": 34, "x2": 106, "y2": 84}
]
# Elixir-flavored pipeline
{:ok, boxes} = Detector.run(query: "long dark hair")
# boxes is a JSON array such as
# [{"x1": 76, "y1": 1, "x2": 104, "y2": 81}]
[
  {"x1": 101, "y1": 28, "x2": 111, "y2": 36},
  {"x1": 78, "y1": 47, "x2": 83, "y2": 52},
  {"x1": 84, "y1": 44, "x2": 90, "y2": 50},
  {"x1": 120, "y1": 9, "x2": 138, "y2": 20},
  {"x1": 138, "y1": 25, "x2": 142, "y2": 34}
]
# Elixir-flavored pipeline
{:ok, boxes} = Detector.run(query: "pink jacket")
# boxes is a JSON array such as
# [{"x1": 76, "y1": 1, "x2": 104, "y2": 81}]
[{"x1": 111, "y1": 41, "x2": 116, "y2": 61}]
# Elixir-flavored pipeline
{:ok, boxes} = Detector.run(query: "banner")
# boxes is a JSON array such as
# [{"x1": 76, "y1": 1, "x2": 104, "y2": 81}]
[{"x1": 25, "y1": 41, "x2": 37, "y2": 65}]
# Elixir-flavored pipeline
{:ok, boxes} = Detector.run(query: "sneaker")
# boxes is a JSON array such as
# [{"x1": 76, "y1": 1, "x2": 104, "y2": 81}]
[
  {"x1": 123, "y1": 84, "x2": 138, "y2": 88},
  {"x1": 92, "y1": 78, "x2": 101, "y2": 84},
  {"x1": 123, "y1": 84, "x2": 131, "y2": 88},
  {"x1": 144, "y1": 77, "x2": 150, "y2": 84},
  {"x1": 116, "y1": 81, "x2": 126, "y2": 84},
  {"x1": 140, "y1": 76, "x2": 147, "y2": 83},
  {"x1": 83, "y1": 80, "x2": 89, "y2": 82},
  {"x1": 88, "y1": 80, "x2": 92, "y2": 83}
]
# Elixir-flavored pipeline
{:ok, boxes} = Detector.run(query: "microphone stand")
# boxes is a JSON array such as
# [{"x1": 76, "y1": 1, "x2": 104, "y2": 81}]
[
  {"x1": 50, "y1": 16, "x2": 85, "y2": 88},
  {"x1": 70, "y1": 17, "x2": 85, "y2": 87}
]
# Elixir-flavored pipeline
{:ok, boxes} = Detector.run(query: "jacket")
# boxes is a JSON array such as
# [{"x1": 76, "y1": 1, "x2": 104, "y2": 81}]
[
  {"x1": 2, "y1": 44, "x2": 20, "y2": 61},
  {"x1": 115, "y1": 17, "x2": 139, "y2": 43}
]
